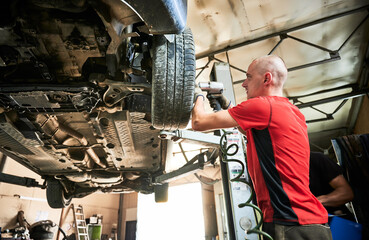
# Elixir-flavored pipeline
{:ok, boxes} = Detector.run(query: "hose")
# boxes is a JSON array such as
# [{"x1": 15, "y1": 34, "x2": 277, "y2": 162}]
[{"x1": 219, "y1": 129, "x2": 273, "y2": 240}]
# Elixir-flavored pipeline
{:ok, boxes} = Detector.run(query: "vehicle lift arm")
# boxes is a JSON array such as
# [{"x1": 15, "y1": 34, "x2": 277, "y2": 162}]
[{"x1": 0, "y1": 172, "x2": 45, "y2": 188}]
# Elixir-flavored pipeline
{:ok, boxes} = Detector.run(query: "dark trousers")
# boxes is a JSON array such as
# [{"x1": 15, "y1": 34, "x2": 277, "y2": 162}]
[{"x1": 263, "y1": 222, "x2": 333, "y2": 240}]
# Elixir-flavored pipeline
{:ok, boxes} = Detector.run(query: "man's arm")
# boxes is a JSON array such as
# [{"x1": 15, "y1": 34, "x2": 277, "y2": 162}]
[
  {"x1": 191, "y1": 96, "x2": 238, "y2": 131},
  {"x1": 316, "y1": 174, "x2": 354, "y2": 207}
]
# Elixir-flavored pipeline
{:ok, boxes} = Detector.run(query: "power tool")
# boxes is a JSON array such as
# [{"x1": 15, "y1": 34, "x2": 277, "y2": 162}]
[{"x1": 198, "y1": 82, "x2": 226, "y2": 111}]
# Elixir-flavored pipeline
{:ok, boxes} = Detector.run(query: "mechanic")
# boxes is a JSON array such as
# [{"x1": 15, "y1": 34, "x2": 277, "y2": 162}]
[
  {"x1": 309, "y1": 151, "x2": 354, "y2": 219},
  {"x1": 192, "y1": 55, "x2": 332, "y2": 240}
]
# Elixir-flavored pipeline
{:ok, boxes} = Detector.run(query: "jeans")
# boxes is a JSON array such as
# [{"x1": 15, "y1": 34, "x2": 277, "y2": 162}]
[{"x1": 262, "y1": 222, "x2": 333, "y2": 240}]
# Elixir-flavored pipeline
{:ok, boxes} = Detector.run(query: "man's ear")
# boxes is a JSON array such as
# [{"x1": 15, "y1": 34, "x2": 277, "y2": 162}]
[{"x1": 264, "y1": 72, "x2": 272, "y2": 84}]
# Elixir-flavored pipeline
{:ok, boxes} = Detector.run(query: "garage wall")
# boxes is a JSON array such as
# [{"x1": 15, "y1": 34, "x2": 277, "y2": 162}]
[
  {"x1": 0, "y1": 158, "x2": 61, "y2": 230},
  {"x1": 119, "y1": 192, "x2": 137, "y2": 240},
  {"x1": 0, "y1": 157, "x2": 120, "y2": 240},
  {"x1": 201, "y1": 181, "x2": 218, "y2": 240},
  {"x1": 57, "y1": 194, "x2": 120, "y2": 240}
]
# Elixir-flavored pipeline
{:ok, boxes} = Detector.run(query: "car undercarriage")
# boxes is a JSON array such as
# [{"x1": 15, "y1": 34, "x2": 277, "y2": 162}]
[{"x1": 0, "y1": 0, "x2": 195, "y2": 208}]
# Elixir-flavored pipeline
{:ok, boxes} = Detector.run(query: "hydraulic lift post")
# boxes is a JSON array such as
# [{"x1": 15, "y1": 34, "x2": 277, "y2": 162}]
[
  {"x1": 165, "y1": 62, "x2": 259, "y2": 239},
  {"x1": 211, "y1": 62, "x2": 258, "y2": 240}
]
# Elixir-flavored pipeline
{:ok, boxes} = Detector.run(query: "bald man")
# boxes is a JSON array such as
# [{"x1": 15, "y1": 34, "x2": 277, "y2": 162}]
[{"x1": 192, "y1": 55, "x2": 332, "y2": 240}]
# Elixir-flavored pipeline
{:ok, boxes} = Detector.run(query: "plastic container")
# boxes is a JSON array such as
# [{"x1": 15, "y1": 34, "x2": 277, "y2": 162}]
[
  {"x1": 88, "y1": 224, "x2": 102, "y2": 240},
  {"x1": 329, "y1": 216, "x2": 362, "y2": 240}
]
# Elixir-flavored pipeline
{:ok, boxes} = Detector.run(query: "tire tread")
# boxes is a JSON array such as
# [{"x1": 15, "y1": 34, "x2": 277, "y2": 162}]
[{"x1": 152, "y1": 28, "x2": 195, "y2": 130}]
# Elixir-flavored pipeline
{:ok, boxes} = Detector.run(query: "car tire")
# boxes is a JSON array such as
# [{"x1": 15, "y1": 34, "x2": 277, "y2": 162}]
[
  {"x1": 152, "y1": 28, "x2": 196, "y2": 130},
  {"x1": 30, "y1": 231, "x2": 54, "y2": 240},
  {"x1": 154, "y1": 183, "x2": 169, "y2": 203},
  {"x1": 46, "y1": 179, "x2": 72, "y2": 209}
]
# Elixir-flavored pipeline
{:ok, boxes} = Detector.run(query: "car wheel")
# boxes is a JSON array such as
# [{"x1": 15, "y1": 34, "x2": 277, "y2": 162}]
[
  {"x1": 46, "y1": 179, "x2": 72, "y2": 209},
  {"x1": 30, "y1": 231, "x2": 54, "y2": 240},
  {"x1": 152, "y1": 28, "x2": 196, "y2": 130},
  {"x1": 154, "y1": 183, "x2": 169, "y2": 203}
]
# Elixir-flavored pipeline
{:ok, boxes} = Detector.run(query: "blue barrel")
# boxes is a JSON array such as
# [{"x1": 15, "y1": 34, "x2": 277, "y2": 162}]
[{"x1": 329, "y1": 216, "x2": 362, "y2": 240}]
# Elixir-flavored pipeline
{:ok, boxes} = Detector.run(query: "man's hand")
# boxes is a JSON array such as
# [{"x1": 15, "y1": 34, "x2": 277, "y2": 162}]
[
  {"x1": 218, "y1": 94, "x2": 231, "y2": 109},
  {"x1": 316, "y1": 175, "x2": 354, "y2": 207},
  {"x1": 207, "y1": 93, "x2": 231, "y2": 110},
  {"x1": 194, "y1": 85, "x2": 204, "y2": 103}
]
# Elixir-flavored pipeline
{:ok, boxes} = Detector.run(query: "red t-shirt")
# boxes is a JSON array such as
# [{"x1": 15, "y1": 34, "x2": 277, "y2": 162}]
[{"x1": 228, "y1": 96, "x2": 327, "y2": 225}]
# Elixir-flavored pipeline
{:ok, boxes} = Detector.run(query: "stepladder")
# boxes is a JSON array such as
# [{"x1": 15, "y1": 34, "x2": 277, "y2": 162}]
[{"x1": 72, "y1": 204, "x2": 89, "y2": 240}]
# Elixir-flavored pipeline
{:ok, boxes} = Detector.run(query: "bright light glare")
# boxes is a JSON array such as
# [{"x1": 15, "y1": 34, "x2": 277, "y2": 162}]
[{"x1": 137, "y1": 183, "x2": 205, "y2": 240}]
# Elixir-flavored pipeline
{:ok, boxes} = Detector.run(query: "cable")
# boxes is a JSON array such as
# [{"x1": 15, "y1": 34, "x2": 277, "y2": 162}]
[{"x1": 219, "y1": 129, "x2": 273, "y2": 240}]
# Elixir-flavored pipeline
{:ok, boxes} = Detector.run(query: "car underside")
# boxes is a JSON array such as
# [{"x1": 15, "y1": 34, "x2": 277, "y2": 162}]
[{"x1": 0, "y1": 0, "x2": 195, "y2": 208}]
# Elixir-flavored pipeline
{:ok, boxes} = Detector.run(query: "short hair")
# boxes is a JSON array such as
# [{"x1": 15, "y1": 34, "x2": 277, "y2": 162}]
[{"x1": 253, "y1": 55, "x2": 288, "y2": 87}]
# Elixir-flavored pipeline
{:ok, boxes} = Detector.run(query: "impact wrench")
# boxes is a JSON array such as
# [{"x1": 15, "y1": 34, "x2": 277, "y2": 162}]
[{"x1": 198, "y1": 82, "x2": 227, "y2": 111}]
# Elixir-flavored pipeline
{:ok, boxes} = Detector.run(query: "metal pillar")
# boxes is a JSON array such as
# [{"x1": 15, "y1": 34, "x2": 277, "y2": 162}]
[{"x1": 210, "y1": 62, "x2": 258, "y2": 240}]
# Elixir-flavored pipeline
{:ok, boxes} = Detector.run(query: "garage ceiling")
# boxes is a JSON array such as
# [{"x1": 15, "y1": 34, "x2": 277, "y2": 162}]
[{"x1": 187, "y1": 0, "x2": 369, "y2": 151}]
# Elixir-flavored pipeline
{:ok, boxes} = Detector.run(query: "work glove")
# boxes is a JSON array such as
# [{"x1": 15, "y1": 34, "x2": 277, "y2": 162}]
[
  {"x1": 219, "y1": 94, "x2": 231, "y2": 109},
  {"x1": 193, "y1": 84, "x2": 205, "y2": 103},
  {"x1": 207, "y1": 93, "x2": 231, "y2": 110}
]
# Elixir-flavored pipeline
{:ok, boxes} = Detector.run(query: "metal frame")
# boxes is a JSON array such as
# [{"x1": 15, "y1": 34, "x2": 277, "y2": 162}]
[
  {"x1": 195, "y1": 5, "x2": 369, "y2": 125},
  {"x1": 0, "y1": 152, "x2": 6, "y2": 173},
  {"x1": 154, "y1": 152, "x2": 206, "y2": 183},
  {"x1": 290, "y1": 84, "x2": 369, "y2": 123},
  {"x1": 159, "y1": 129, "x2": 221, "y2": 148},
  {"x1": 0, "y1": 150, "x2": 45, "y2": 188},
  {"x1": 154, "y1": 130, "x2": 221, "y2": 184},
  {"x1": 0, "y1": 172, "x2": 45, "y2": 188},
  {"x1": 196, "y1": 5, "x2": 369, "y2": 61}
]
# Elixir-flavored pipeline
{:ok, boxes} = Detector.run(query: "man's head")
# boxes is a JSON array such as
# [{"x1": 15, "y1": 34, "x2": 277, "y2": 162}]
[{"x1": 242, "y1": 55, "x2": 288, "y2": 99}]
